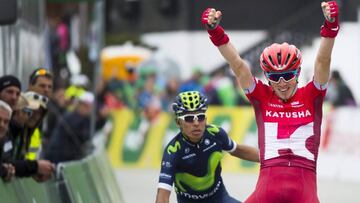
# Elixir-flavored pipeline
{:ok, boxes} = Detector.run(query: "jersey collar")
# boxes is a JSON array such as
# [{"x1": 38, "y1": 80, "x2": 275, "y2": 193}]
[{"x1": 181, "y1": 133, "x2": 204, "y2": 147}]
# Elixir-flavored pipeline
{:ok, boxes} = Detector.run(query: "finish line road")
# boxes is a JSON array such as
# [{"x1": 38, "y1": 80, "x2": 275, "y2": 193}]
[{"x1": 116, "y1": 168, "x2": 360, "y2": 203}]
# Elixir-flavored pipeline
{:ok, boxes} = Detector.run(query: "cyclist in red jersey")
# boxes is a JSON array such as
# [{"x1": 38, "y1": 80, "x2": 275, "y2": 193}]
[{"x1": 201, "y1": 1, "x2": 339, "y2": 203}]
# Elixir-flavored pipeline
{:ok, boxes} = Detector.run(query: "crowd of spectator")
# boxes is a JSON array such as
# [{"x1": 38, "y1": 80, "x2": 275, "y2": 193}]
[
  {"x1": 101, "y1": 64, "x2": 252, "y2": 124},
  {"x1": 0, "y1": 68, "x2": 104, "y2": 183}
]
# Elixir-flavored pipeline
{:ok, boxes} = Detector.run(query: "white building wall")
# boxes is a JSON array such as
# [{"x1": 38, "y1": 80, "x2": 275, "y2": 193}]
[{"x1": 141, "y1": 30, "x2": 266, "y2": 79}]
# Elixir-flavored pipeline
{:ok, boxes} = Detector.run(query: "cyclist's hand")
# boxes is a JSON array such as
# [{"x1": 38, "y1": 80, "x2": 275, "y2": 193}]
[
  {"x1": 201, "y1": 8, "x2": 222, "y2": 30},
  {"x1": 320, "y1": 1, "x2": 339, "y2": 38},
  {"x1": 321, "y1": 1, "x2": 339, "y2": 23},
  {"x1": 202, "y1": 8, "x2": 229, "y2": 46}
]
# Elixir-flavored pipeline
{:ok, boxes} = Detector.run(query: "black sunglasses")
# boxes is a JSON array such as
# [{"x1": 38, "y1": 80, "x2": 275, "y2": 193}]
[{"x1": 265, "y1": 69, "x2": 299, "y2": 83}]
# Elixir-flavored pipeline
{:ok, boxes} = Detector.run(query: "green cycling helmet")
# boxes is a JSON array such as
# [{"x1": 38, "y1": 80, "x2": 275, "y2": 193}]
[{"x1": 172, "y1": 91, "x2": 208, "y2": 115}]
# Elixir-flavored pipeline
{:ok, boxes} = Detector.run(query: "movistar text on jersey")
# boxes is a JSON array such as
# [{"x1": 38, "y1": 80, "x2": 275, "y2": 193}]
[{"x1": 176, "y1": 181, "x2": 221, "y2": 200}]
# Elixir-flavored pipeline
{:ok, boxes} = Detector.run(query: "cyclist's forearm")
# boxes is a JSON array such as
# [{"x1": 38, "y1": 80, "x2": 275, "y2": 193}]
[
  {"x1": 231, "y1": 144, "x2": 260, "y2": 162},
  {"x1": 155, "y1": 188, "x2": 170, "y2": 203}
]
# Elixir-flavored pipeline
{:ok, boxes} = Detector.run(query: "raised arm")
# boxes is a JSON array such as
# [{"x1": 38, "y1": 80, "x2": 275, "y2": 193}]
[
  {"x1": 202, "y1": 8, "x2": 254, "y2": 90},
  {"x1": 314, "y1": 1, "x2": 339, "y2": 85}
]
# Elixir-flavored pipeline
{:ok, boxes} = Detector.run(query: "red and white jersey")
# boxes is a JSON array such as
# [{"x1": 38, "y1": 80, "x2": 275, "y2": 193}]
[{"x1": 246, "y1": 78, "x2": 326, "y2": 171}]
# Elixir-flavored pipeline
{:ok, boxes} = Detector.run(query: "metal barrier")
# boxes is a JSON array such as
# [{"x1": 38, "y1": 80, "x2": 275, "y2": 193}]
[{"x1": 0, "y1": 151, "x2": 124, "y2": 203}]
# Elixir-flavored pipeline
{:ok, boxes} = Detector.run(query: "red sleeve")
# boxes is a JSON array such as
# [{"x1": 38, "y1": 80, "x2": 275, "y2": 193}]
[
  {"x1": 305, "y1": 80, "x2": 327, "y2": 100},
  {"x1": 246, "y1": 78, "x2": 272, "y2": 103}
]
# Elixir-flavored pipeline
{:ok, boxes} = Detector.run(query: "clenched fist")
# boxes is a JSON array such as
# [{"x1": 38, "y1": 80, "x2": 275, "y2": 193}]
[
  {"x1": 201, "y1": 8, "x2": 222, "y2": 30},
  {"x1": 320, "y1": 1, "x2": 339, "y2": 38},
  {"x1": 201, "y1": 8, "x2": 229, "y2": 46}
]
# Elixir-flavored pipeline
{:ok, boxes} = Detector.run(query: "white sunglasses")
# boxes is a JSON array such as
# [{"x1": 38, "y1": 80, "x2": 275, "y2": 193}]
[{"x1": 177, "y1": 113, "x2": 206, "y2": 123}]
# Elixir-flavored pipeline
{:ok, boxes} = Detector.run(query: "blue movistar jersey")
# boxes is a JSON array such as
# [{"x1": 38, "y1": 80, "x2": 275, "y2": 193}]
[{"x1": 158, "y1": 124, "x2": 238, "y2": 202}]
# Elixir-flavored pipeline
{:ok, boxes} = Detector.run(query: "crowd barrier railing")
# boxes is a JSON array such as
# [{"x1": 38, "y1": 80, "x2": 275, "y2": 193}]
[{"x1": 0, "y1": 151, "x2": 124, "y2": 203}]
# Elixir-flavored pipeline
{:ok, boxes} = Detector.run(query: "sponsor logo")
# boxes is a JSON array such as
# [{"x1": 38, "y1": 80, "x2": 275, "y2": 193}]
[
  {"x1": 185, "y1": 148, "x2": 190, "y2": 154},
  {"x1": 291, "y1": 101, "x2": 300, "y2": 105},
  {"x1": 167, "y1": 141, "x2": 181, "y2": 155},
  {"x1": 176, "y1": 181, "x2": 221, "y2": 200},
  {"x1": 204, "y1": 139, "x2": 210, "y2": 145},
  {"x1": 203, "y1": 143, "x2": 216, "y2": 152},
  {"x1": 161, "y1": 161, "x2": 172, "y2": 168},
  {"x1": 207, "y1": 124, "x2": 220, "y2": 136},
  {"x1": 265, "y1": 110, "x2": 311, "y2": 118},
  {"x1": 182, "y1": 153, "x2": 196, "y2": 160},
  {"x1": 291, "y1": 101, "x2": 304, "y2": 108},
  {"x1": 292, "y1": 104, "x2": 304, "y2": 108},
  {"x1": 160, "y1": 173, "x2": 172, "y2": 179},
  {"x1": 269, "y1": 103, "x2": 284, "y2": 108}
]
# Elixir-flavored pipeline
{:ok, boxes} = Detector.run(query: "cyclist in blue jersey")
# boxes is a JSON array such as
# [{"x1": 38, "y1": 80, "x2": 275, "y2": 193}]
[{"x1": 156, "y1": 91, "x2": 259, "y2": 203}]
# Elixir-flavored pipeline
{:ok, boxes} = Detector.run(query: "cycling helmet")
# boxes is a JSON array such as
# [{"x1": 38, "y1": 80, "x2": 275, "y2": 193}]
[
  {"x1": 172, "y1": 91, "x2": 208, "y2": 115},
  {"x1": 260, "y1": 42, "x2": 302, "y2": 73}
]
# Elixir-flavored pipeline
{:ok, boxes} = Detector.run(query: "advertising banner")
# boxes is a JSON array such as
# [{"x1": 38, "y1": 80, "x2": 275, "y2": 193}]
[{"x1": 107, "y1": 106, "x2": 259, "y2": 172}]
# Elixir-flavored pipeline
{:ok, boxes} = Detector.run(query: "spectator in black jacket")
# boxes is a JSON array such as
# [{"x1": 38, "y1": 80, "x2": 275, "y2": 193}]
[{"x1": 44, "y1": 91, "x2": 94, "y2": 164}]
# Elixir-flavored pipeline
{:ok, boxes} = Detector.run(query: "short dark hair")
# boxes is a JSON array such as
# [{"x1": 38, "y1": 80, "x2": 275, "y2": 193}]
[{"x1": 29, "y1": 68, "x2": 53, "y2": 85}]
